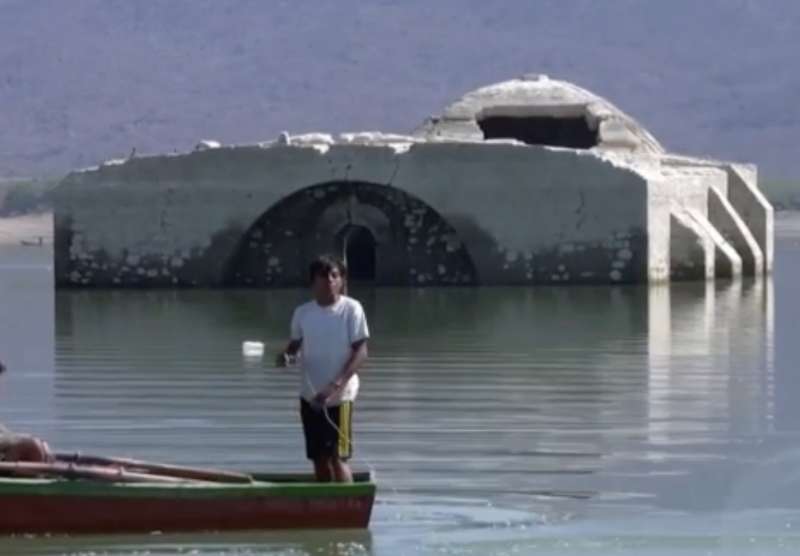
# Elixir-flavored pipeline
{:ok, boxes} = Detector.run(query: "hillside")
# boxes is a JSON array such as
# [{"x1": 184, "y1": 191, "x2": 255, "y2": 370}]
[{"x1": 1, "y1": 0, "x2": 798, "y2": 178}]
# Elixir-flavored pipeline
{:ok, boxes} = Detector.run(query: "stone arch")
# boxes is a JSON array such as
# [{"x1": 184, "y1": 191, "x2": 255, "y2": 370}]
[{"x1": 224, "y1": 181, "x2": 478, "y2": 287}]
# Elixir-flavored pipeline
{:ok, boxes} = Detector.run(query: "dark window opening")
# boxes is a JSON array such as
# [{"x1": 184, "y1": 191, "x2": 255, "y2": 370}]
[
  {"x1": 478, "y1": 116, "x2": 598, "y2": 149},
  {"x1": 340, "y1": 225, "x2": 376, "y2": 282}
]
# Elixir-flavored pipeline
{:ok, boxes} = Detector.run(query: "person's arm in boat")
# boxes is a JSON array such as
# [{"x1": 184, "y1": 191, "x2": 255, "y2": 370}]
[
  {"x1": 2, "y1": 435, "x2": 54, "y2": 462},
  {"x1": 0, "y1": 425, "x2": 53, "y2": 465},
  {"x1": 313, "y1": 339, "x2": 368, "y2": 407},
  {"x1": 0, "y1": 361, "x2": 10, "y2": 436},
  {"x1": 0, "y1": 360, "x2": 53, "y2": 463}
]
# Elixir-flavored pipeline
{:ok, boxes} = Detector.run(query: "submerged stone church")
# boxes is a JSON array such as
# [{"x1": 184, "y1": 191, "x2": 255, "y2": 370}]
[{"x1": 53, "y1": 75, "x2": 773, "y2": 287}]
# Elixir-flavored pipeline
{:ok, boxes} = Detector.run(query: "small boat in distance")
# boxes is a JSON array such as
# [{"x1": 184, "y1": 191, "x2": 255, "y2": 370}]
[
  {"x1": 0, "y1": 454, "x2": 375, "y2": 535},
  {"x1": 19, "y1": 236, "x2": 44, "y2": 247}
]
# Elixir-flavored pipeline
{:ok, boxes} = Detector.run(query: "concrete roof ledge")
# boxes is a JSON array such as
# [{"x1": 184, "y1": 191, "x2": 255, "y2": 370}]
[
  {"x1": 482, "y1": 138, "x2": 527, "y2": 147},
  {"x1": 586, "y1": 102, "x2": 614, "y2": 123},
  {"x1": 101, "y1": 158, "x2": 127, "y2": 167},
  {"x1": 661, "y1": 154, "x2": 733, "y2": 168},
  {"x1": 476, "y1": 103, "x2": 589, "y2": 119},
  {"x1": 288, "y1": 133, "x2": 335, "y2": 146},
  {"x1": 598, "y1": 119, "x2": 644, "y2": 149},
  {"x1": 194, "y1": 140, "x2": 222, "y2": 151},
  {"x1": 338, "y1": 132, "x2": 419, "y2": 146}
]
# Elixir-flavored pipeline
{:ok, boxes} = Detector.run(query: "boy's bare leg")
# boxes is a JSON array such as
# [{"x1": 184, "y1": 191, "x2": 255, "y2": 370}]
[
  {"x1": 331, "y1": 457, "x2": 353, "y2": 483},
  {"x1": 313, "y1": 458, "x2": 333, "y2": 482}
]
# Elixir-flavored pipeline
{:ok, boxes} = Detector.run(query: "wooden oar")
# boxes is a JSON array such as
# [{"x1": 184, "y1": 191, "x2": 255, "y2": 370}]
[
  {"x1": 0, "y1": 462, "x2": 204, "y2": 484},
  {"x1": 55, "y1": 452, "x2": 253, "y2": 484}
]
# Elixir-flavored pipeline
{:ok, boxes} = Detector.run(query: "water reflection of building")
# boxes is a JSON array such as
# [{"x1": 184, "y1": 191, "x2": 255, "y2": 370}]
[
  {"x1": 647, "y1": 279, "x2": 775, "y2": 446},
  {"x1": 0, "y1": 248, "x2": 56, "y2": 439}
]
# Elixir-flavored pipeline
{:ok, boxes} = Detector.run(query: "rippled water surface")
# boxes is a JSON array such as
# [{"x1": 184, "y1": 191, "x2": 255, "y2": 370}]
[{"x1": 1, "y1": 214, "x2": 800, "y2": 555}]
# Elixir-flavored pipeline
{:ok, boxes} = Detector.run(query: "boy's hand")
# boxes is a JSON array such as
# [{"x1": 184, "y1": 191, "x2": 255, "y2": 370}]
[
  {"x1": 276, "y1": 340, "x2": 301, "y2": 368},
  {"x1": 275, "y1": 352, "x2": 298, "y2": 368},
  {"x1": 312, "y1": 380, "x2": 342, "y2": 408},
  {"x1": 312, "y1": 391, "x2": 329, "y2": 409}
]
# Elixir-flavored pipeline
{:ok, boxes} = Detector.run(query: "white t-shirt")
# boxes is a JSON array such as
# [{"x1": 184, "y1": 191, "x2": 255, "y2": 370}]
[{"x1": 291, "y1": 295, "x2": 369, "y2": 404}]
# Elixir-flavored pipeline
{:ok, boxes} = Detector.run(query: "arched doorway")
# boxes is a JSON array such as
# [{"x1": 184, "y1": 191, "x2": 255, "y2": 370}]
[
  {"x1": 224, "y1": 181, "x2": 478, "y2": 287},
  {"x1": 339, "y1": 225, "x2": 377, "y2": 282}
]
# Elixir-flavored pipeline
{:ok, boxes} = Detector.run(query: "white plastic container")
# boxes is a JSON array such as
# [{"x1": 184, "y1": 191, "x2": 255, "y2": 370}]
[{"x1": 242, "y1": 341, "x2": 265, "y2": 359}]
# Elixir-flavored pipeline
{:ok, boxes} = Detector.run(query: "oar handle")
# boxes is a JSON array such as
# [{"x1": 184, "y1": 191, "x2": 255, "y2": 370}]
[
  {"x1": 55, "y1": 452, "x2": 253, "y2": 484},
  {"x1": 0, "y1": 461, "x2": 203, "y2": 484}
]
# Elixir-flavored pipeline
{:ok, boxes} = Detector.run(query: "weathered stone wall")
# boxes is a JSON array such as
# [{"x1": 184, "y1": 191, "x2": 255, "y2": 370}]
[{"x1": 53, "y1": 142, "x2": 651, "y2": 287}]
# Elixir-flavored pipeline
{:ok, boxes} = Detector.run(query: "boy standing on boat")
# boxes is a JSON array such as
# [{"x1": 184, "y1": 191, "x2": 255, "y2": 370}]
[
  {"x1": 0, "y1": 360, "x2": 53, "y2": 463},
  {"x1": 276, "y1": 255, "x2": 369, "y2": 483}
]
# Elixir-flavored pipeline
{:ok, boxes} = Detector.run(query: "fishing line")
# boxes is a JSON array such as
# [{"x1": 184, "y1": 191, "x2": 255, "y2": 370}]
[
  {"x1": 300, "y1": 362, "x2": 379, "y2": 479},
  {"x1": 252, "y1": 343, "x2": 378, "y2": 478}
]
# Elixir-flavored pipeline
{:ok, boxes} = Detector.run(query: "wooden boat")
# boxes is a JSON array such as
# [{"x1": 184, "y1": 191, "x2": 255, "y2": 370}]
[{"x1": 0, "y1": 456, "x2": 376, "y2": 535}]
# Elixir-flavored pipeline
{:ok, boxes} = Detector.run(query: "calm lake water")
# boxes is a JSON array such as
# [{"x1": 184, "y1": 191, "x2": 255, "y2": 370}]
[{"x1": 1, "y1": 213, "x2": 800, "y2": 555}]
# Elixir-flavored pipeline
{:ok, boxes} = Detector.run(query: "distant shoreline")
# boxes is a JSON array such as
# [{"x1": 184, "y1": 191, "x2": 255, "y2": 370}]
[
  {"x1": 0, "y1": 213, "x2": 53, "y2": 246},
  {"x1": 761, "y1": 180, "x2": 800, "y2": 211}
]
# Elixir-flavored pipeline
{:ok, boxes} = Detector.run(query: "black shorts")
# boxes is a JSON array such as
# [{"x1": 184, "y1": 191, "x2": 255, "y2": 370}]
[{"x1": 300, "y1": 398, "x2": 353, "y2": 461}]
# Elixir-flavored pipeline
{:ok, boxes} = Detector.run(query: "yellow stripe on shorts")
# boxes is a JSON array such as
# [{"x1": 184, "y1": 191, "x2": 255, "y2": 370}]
[{"x1": 338, "y1": 402, "x2": 351, "y2": 458}]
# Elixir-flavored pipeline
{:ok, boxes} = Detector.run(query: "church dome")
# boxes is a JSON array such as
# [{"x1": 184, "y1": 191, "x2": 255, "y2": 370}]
[{"x1": 414, "y1": 74, "x2": 664, "y2": 153}]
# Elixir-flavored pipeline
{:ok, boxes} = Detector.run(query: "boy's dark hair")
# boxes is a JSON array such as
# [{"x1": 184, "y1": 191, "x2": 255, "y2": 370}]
[
  {"x1": 308, "y1": 254, "x2": 348, "y2": 283},
  {"x1": 0, "y1": 360, "x2": 5, "y2": 374}
]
